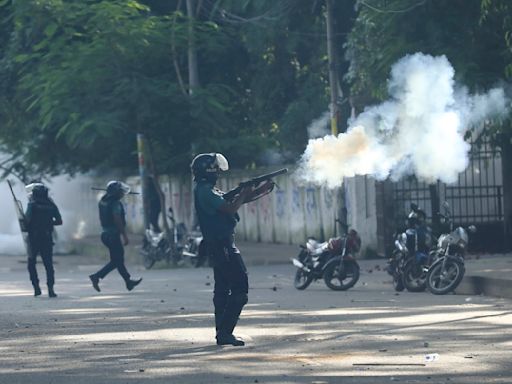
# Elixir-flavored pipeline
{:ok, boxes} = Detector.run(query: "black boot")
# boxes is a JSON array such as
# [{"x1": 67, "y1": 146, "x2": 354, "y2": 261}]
[
  {"x1": 216, "y1": 332, "x2": 245, "y2": 346},
  {"x1": 33, "y1": 285, "x2": 42, "y2": 297},
  {"x1": 126, "y1": 278, "x2": 142, "y2": 291},
  {"x1": 48, "y1": 286, "x2": 57, "y2": 298},
  {"x1": 89, "y1": 274, "x2": 101, "y2": 292}
]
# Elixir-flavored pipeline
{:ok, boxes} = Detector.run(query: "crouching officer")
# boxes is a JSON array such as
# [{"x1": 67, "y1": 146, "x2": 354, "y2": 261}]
[
  {"x1": 191, "y1": 153, "x2": 273, "y2": 346},
  {"x1": 89, "y1": 181, "x2": 142, "y2": 292},
  {"x1": 25, "y1": 182, "x2": 62, "y2": 298}
]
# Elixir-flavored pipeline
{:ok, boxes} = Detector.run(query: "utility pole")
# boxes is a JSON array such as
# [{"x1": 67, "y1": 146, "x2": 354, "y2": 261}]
[
  {"x1": 326, "y1": 0, "x2": 341, "y2": 136},
  {"x1": 186, "y1": 0, "x2": 200, "y2": 95}
]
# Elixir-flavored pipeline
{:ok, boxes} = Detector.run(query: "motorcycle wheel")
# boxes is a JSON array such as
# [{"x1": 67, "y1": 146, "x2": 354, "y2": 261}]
[
  {"x1": 393, "y1": 273, "x2": 405, "y2": 292},
  {"x1": 294, "y1": 268, "x2": 313, "y2": 290},
  {"x1": 427, "y1": 258, "x2": 465, "y2": 295},
  {"x1": 141, "y1": 248, "x2": 155, "y2": 270},
  {"x1": 402, "y1": 260, "x2": 427, "y2": 292},
  {"x1": 323, "y1": 260, "x2": 360, "y2": 291}
]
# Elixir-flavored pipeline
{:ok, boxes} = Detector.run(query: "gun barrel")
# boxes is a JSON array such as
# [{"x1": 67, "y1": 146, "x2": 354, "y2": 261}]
[{"x1": 251, "y1": 168, "x2": 288, "y2": 184}]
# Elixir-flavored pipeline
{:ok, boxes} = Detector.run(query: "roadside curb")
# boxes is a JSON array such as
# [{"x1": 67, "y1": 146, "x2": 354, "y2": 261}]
[{"x1": 457, "y1": 275, "x2": 512, "y2": 299}]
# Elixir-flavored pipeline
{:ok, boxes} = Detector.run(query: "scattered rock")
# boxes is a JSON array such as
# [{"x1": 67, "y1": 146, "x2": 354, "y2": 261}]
[
  {"x1": 160, "y1": 300, "x2": 165, "y2": 303},
  {"x1": 180, "y1": 307, "x2": 185, "y2": 310},
  {"x1": 379, "y1": 349, "x2": 387, "y2": 352},
  {"x1": 424, "y1": 342, "x2": 429, "y2": 348},
  {"x1": 205, "y1": 282, "x2": 211, "y2": 286},
  {"x1": 272, "y1": 286, "x2": 277, "y2": 291}
]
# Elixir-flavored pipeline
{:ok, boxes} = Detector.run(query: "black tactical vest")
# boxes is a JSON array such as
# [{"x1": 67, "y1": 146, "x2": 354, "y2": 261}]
[
  {"x1": 99, "y1": 196, "x2": 125, "y2": 231},
  {"x1": 27, "y1": 199, "x2": 60, "y2": 235}
]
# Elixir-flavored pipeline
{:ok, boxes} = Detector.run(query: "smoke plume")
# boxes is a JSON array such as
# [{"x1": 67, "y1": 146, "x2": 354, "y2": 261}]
[{"x1": 298, "y1": 53, "x2": 510, "y2": 188}]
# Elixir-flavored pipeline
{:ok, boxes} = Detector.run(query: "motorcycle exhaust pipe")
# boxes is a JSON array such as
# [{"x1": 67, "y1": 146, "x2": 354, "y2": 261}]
[
  {"x1": 292, "y1": 258, "x2": 311, "y2": 273},
  {"x1": 182, "y1": 251, "x2": 197, "y2": 257}
]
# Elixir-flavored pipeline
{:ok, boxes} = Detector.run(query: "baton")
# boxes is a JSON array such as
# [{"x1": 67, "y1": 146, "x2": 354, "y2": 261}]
[{"x1": 90, "y1": 187, "x2": 140, "y2": 195}]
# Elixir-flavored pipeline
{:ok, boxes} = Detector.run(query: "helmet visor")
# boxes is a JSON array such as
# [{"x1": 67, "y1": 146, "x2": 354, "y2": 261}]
[
  {"x1": 215, "y1": 153, "x2": 229, "y2": 171},
  {"x1": 119, "y1": 181, "x2": 131, "y2": 195},
  {"x1": 25, "y1": 182, "x2": 45, "y2": 195}
]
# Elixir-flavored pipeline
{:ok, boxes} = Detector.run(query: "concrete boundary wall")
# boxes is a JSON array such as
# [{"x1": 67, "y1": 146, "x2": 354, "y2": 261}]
[{"x1": 80, "y1": 170, "x2": 380, "y2": 252}]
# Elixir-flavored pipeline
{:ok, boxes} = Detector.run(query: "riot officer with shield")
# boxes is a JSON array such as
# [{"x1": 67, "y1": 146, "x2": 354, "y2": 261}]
[{"x1": 25, "y1": 182, "x2": 62, "y2": 298}]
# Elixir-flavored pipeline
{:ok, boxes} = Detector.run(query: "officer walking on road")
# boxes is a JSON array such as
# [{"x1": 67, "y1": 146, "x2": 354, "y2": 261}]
[
  {"x1": 89, "y1": 181, "x2": 142, "y2": 292},
  {"x1": 191, "y1": 153, "x2": 273, "y2": 346},
  {"x1": 25, "y1": 182, "x2": 62, "y2": 298}
]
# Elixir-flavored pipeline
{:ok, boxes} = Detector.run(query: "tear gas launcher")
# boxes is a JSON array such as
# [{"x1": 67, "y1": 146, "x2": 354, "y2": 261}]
[{"x1": 223, "y1": 168, "x2": 288, "y2": 203}]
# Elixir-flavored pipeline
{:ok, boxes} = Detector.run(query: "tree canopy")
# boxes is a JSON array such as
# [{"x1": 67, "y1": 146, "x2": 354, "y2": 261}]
[{"x1": 0, "y1": 0, "x2": 510, "y2": 181}]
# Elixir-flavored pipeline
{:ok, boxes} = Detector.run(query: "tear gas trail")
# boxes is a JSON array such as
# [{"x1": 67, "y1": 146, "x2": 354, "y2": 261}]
[{"x1": 298, "y1": 53, "x2": 510, "y2": 188}]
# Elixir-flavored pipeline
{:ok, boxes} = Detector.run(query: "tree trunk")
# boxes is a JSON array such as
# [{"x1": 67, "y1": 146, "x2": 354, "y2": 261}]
[
  {"x1": 186, "y1": 0, "x2": 200, "y2": 94},
  {"x1": 144, "y1": 135, "x2": 173, "y2": 241},
  {"x1": 325, "y1": 0, "x2": 341, "y2": 135}
]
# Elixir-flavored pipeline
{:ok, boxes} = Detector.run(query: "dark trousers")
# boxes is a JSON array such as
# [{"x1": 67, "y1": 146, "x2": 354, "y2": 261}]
[
  {"x1": 92, "y1": 232, "x2": 131, "y2": 282},
  {"x1": 28, "y1": 235, "x2": 54, "y2": 288},
  {"x1": 209, "y1": 238, "x2": 249, "y2": 336}
]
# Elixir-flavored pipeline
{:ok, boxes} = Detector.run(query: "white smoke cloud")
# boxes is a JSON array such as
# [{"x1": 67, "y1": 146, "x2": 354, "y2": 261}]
[
  {"x1": 298, "y1": 53, "x2": 511, "y2": 188},
  {"x1": 307, "y1": 111, "x2": 330, "y2": 138}
]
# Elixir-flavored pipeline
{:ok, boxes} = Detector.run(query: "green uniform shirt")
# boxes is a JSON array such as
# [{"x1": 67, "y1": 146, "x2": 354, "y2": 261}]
[{"x1": 194, "y1": 181, "x2": 237, "y2": 240}]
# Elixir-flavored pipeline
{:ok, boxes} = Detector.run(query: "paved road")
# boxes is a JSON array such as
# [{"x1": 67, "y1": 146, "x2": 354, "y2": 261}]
[{"x1": 1, "y1": 255, "x2": 511, "y2": 384}]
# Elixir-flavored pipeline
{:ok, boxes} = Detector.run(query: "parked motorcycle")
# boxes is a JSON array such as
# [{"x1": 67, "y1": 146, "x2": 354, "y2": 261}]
[
  {"x1": 292, "y1": 220, "x2": 361, "y2": 291},
  {"x1": 388, "y1": 203, "x2": 432, "y2": 292},
  {"x1": 426, "y1": 202, "x2": 476, "y2": 295},
  {"x1": 141, "y1": 208, "x2": 204, "y2": 269},
  {"x1": 388, "y1": 232, "x2": 407, "y2": 292},
  {"x1": 180, "y1": 227, "x2": 207, "y2": 268},
  {"x1": 140, "y1": 226, "x2": 173, "y2": 269}
]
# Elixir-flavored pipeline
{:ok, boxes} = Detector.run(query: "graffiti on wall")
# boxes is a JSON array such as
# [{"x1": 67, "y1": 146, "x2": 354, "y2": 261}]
[
  {"x1": 323, "y1": 188, "x2": 334, "y2": 209},
  {"x1": 292, "y1": 187, "x2": 301, "y2": 212},
  {"x1": 275, "y1": 190, "x2": 286, "y2": 218},
  {"x1": 259, "y1": 194, "x2": 272, "y2": 223},
  {"x1": 306, "y1": 187, "x2": 317, "y2": 214}
]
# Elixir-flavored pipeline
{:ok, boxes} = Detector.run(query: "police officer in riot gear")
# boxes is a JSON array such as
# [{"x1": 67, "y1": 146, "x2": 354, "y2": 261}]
[
  {"x1": 89, "y1": 181, "x2": 142, "y2": 292},
  {"x1": 192, "y1": 153, "x2": 273, "y2": 346},
  {"x1": 25, "y1": 182, "x2": 62, "y2": 298}
]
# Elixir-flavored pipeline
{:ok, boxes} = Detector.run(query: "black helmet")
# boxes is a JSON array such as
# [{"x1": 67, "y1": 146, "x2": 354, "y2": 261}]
[
  {"x1": 407, "y1": 204, "x2": 426, "y2": 227},
  {"x1": 106, "y1": 180, "x2": 131, "y2": 198},
  {"x1": 26, "y1": 182, "x2": 48, "y2": 201},
  {"x1": 190, "y1": 153, "x2": 229, "y2": 182}
]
